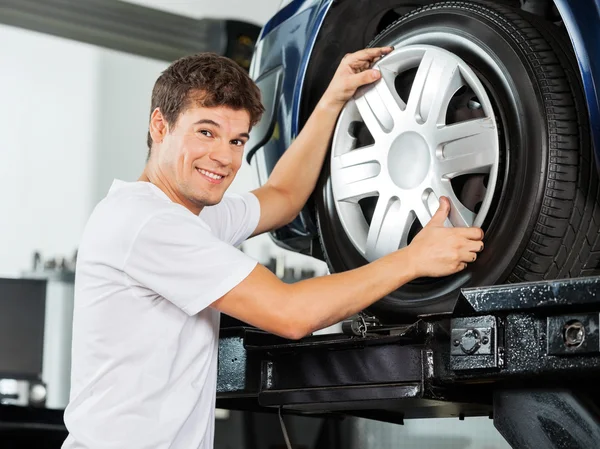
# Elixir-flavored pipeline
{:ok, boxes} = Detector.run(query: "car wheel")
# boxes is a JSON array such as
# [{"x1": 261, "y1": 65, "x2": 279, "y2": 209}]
[{"x1": 311, "y1": 1, "x2": 600, "y2": 322}]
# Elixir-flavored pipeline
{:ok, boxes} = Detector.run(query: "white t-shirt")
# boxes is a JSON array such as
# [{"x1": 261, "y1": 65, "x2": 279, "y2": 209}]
[{"x1": 62, "y1": 179, "x2": 260, "y2": 449}]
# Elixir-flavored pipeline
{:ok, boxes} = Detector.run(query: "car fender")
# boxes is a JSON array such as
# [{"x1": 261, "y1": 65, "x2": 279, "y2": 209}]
[
  {"x1": 554, "y1": 0, "x2": 600, "y2": 169},
  {"x1": 245, "y1": 0, "x2": 332, "y2": 250},
  {"x1": 246, "y1": 0, "x2": 331, "y2": 163}
]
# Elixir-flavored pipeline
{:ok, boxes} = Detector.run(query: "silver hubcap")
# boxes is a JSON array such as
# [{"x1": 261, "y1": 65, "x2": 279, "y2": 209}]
[{"x1": 331, "y1": 45, "x2": 500, "y2": 262}]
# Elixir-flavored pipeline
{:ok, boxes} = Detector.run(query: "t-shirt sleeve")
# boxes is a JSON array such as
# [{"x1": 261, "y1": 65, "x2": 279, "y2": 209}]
[
  {"x1": 124, "y1": 210, "x2": 258, "y2": 316},
  {"x1": 199, "y1": 192, "x2": 260, "y2": 246}
]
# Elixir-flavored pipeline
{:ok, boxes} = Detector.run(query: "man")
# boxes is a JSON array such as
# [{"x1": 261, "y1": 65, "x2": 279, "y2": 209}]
[{"x1": 63, "y1": 48, "x2": 483, "y2": 448}]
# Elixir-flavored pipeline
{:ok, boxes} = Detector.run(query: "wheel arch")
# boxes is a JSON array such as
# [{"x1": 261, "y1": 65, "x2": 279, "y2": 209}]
[{"x1": 290, "y1": 0, "x2": 335, "y2": 138}]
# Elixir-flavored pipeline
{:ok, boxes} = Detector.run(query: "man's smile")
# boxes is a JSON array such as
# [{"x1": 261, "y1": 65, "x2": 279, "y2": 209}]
[{"x1": 197, "y1": 168, "x2": 226, "y2": 184}]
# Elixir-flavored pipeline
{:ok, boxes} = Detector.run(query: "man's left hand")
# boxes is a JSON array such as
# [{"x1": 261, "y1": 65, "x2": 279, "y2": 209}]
[{"x1": 320, "y1": 46, "x2": 394, "y2": 110}]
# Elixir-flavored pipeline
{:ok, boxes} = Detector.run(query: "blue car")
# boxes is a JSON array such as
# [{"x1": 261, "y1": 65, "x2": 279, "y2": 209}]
[{"x1": 246, "y1": 0, "x2": 600, "y2": 321}]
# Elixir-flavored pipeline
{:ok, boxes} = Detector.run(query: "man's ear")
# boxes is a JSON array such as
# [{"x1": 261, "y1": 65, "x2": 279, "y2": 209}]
[{"x1": 149, "y1": 108, "x2": 168, "y2": 144}]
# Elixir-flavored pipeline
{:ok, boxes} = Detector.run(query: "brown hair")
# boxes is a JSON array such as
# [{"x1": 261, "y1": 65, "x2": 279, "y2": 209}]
[{"x1": 146, "y1": 52, "x2": 264, "y2": 157}]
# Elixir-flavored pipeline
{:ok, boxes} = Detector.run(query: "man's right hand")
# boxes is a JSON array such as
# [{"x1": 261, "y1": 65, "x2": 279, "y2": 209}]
[{"x1": 405, "y1": 197, "x2": 484, "y2": 278}]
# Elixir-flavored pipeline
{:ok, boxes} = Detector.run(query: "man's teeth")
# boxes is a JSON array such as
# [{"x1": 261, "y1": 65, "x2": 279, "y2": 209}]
[{"x1": 199, "y1": 169, "x2": 223, "y2": 180}]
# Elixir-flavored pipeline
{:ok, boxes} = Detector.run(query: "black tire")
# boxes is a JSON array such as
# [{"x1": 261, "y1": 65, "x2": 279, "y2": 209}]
[{"x1": 306, "y1": 1, "x2": 600, "y2": 322}]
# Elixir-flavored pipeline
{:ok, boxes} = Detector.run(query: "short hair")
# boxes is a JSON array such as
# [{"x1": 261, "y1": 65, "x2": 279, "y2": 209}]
[{"x1": 146, "y1": 52, "x2": 264, "y2": 157}]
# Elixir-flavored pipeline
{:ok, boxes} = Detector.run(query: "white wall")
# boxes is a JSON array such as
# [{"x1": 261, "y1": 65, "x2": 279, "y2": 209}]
[
  {"x1": 0, "y1": 24, "x2": 169, "y2": 277},
  {"x1": 0, "y1": 25, "x2": 99, "y2": 277},
  {"x1": 91, "y1": 50, "x2": 167, "y2": 205}
]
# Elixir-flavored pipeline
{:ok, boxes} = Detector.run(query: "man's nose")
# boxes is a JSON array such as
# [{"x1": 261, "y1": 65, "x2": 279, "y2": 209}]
[{"x1": 209, "y1": 141, "x2": 232, "y2": 165}]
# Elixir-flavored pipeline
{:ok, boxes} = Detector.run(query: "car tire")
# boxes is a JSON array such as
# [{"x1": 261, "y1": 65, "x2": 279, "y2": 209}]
[{"x1": 308, "y1": 1, "x2": 600, "y2": 322}]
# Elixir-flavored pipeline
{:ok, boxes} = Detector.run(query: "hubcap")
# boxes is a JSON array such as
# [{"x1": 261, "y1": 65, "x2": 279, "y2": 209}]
[
  {"x1": 330, "y1": 45, "x2": 500, "y2": 262},
  {"x1": 388, "y1": 132, "x2": 430, "y2": 189}
]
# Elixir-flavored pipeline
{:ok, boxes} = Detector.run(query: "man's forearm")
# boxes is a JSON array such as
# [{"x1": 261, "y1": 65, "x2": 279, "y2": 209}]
[
  {"x1": 265, "y1": 99, "x2": 343, "y2": 215},
  {"x1": 283, "y1": 248, "x2": 417, "y2": 338},
  {"x1": 212, "y1": 246, "x2": 417, "y2": 340}
]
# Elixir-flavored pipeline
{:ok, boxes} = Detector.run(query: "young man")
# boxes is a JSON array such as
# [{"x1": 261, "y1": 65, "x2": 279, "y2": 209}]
[{"x1": 63, "y1": 49, "x2": 484, "y2": 448}]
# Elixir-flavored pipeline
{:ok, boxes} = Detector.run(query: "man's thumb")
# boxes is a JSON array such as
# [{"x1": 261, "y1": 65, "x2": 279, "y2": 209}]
[{"x1": 429, "y1": 197, "x2": 450, "y2": 226}]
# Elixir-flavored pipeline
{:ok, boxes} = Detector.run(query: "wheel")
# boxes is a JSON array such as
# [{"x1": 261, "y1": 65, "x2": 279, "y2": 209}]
[{"x1": 308, "y1": 1, "x2": 600, "y2": 322}]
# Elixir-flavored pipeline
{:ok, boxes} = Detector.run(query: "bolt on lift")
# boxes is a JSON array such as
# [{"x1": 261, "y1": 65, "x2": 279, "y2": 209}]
[{"x1": 216, "y1": 275, "x2": 600, "y2": 449}]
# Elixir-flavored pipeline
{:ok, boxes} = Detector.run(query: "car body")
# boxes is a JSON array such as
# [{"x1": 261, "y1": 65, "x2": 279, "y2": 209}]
[{"x1": 247, "y1": 0, "x2": 600, "y2": 253}]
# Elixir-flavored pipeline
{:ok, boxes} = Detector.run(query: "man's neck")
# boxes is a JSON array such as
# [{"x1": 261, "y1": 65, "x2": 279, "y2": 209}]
[{"x1": 138, "y1": 167, "x2": 203, "y2": 216}]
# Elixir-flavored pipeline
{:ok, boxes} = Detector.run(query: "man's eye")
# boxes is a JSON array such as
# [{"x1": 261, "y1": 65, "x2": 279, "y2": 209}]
[
  {"x1": 231, "y1": 140, "x2": 245, "y2": 147},
  {"x1": 199, "y1": 130, "x2": 213, "y2": 137}
]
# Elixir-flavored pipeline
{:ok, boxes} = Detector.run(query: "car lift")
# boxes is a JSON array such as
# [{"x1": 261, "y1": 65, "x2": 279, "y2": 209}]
[{"x1": 216, "y1": 276, "x2": 600, "y2": 449}]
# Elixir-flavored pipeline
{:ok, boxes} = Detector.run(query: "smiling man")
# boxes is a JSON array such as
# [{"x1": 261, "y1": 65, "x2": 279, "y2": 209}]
[{"x1": 62, "y1": 51, "x2": 484, "y2": 449}]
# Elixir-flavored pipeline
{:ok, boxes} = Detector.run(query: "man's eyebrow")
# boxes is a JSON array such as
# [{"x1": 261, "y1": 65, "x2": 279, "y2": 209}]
[
  {"x1": 238, "y1": 132, "x2": 250, "y2": 140},
  {"x1": 193, "y1": 119, "x2": 221, "y2": 127}
]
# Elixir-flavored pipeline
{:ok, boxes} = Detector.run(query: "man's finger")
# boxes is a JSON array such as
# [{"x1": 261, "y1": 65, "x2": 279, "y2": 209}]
[
  {"x1": 466, "y1": 239, "x2": 483, "y2": 254},
  {"x1": 428, "y1": 196, "x2": 450, "y2": 227},
  {"x1": 349, "y1": 46, "x2": 393, "y2": 63},
  {"x1": 460, "y1": 249, "x2": 477, "y2": 264},
  {"x1": 351, "y1": 61, "x2": 371, "y2": 73},
  {"x1": 457, "y1": 226, "x2": 484, "y2": 241}
]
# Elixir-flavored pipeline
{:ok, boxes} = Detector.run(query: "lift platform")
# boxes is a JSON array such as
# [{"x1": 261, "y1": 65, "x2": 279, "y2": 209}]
[{"x1": 216, "y1": 276, "x2": 600, "y2": 449}]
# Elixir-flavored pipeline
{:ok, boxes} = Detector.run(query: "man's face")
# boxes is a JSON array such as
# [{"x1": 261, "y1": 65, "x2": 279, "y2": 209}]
[{"x1": 155, "y1": 104, "x2": 251, "y2": 211}]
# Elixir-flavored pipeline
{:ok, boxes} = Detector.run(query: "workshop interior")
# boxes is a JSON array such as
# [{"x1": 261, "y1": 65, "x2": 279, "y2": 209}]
[{"x1": 1, "y1": 0, "x2": 600, "y2": 448}]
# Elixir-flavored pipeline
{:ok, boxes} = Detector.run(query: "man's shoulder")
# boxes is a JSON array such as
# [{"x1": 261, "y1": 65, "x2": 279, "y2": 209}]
[
  {"x1": 99, "y1": 180, "x2": 187, "y2": 221},
  {"x1": 200, "y1": 191, "x2": 260, "y2": 245},
  {"x1": 103, "y1": 180, "x2": 168, "y2": 208},
  {"x1": 80, "y1": 182, "x2": 184, "y2": 252},
  {"x1": 201, "y1": 191, "x2": 258, "y2": 220}
]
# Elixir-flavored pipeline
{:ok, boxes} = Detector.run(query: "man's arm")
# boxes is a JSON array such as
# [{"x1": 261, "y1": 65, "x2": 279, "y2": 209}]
[
  {"x1": 212, "y1": 199, "x2": 484, "y2": 339},
  {"x1": 213, "y1": 248, "x2": 416, "y2": 339},
  {"x1": 250, "y1": 47, "x2": 392, "y2": 237}
]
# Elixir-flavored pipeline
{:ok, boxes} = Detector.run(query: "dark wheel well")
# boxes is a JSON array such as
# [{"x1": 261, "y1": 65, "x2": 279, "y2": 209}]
[
  {"x1": 372, "y1": 0, "x2": 558, "y2": 36},
  {"x1": 370, "y1": 1, "x2": 563, "y2": 40},
  {"x1": 520, "y1": 0, "x2": 562, "y2": 21}
]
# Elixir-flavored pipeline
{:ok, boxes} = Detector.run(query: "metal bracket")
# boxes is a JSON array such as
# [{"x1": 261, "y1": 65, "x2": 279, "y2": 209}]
[
  {"x1": 342, "y1": 313, "x2": 381, "y2": 337},
  {"x1": 450, "y1": 315, "x2": 501, "y2": 371},
  {"x1": 341, "y1": 314, "x2": 425, "y2": 339}
]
